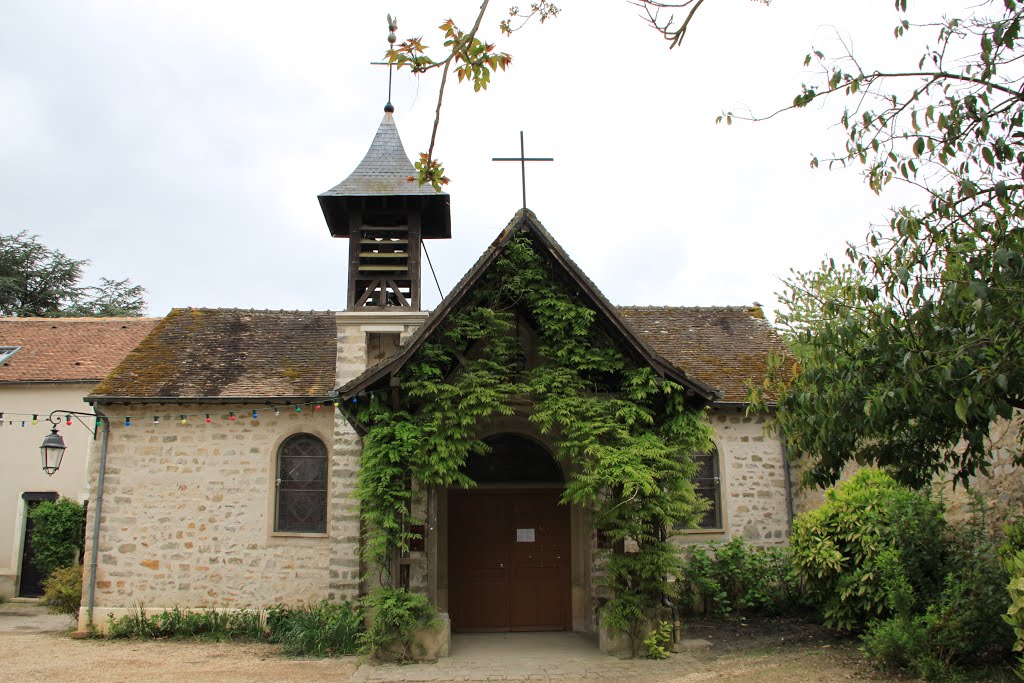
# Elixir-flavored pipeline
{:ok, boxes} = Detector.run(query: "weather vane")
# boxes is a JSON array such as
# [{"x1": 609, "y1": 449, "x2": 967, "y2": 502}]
[
  {"x1": 370, "y1": 14, "x2": 399, "y2": 113},
  {"x1": 492, "y1": 131, "x2": 554, "y2": 209}
]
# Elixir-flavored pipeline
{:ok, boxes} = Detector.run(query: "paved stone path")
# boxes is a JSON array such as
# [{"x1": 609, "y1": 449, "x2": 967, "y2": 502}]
[
  {"x1": 0, "y1": 601, "x2": 74, "y2": 633},
  {"x1": 353, "y1": 632, "x2": 704, "y2": 682}
]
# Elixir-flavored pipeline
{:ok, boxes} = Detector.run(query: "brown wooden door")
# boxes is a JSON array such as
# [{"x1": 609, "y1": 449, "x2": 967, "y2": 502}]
[{"x1": 448, "y1": 489, "x2": 570, "y2": 632}]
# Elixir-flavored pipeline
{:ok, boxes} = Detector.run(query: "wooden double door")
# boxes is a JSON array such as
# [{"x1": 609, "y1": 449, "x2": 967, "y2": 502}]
[{"x1": 448, "y1": 488, "x2": 571, "y2": 632}]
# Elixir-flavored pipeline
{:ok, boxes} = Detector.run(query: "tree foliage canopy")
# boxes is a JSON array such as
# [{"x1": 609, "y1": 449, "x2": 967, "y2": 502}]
[
  {"x1": 0, "y1": 231, "x2": 146, "y2": 317},
  {"x1": 748, "y1": 0, "x2": 1024, "y2": 488}
]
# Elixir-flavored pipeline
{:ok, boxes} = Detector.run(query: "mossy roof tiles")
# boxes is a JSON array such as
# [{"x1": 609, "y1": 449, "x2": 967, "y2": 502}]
[
  {"x1": 0, "y1": 317, "x2": 160, "y2": 383},
  {"x1": 619, "y1": 306, "x2": 792, "y2": 403},
  {"x1": 89, "y1": 309, "x2": 336, "y2": 401}
]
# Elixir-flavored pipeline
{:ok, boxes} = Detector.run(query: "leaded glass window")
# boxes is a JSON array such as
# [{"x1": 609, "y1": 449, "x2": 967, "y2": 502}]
[{"x1": 275, "y1": 434, "x2": 328, "y2": 533}]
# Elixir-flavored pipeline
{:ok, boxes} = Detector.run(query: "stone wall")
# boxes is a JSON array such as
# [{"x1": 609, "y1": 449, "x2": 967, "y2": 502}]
[
  {"x1": 76, "y1": 311, "x2": 431, "y2": 631},
  {"x1": 673, "y1": 405, "x2": 791, "y2": 548},
  {"x1": 77, "y1": 403, "x2": 338, "y2": 631},
  {"x1": 934, "y1": 417, "x2": 1023, "y2": 531}
]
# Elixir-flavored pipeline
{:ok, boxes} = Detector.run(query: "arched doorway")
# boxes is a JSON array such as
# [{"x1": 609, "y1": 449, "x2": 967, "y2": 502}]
[{"x1": 447, "y1": 434, "x2": 571, "y2": 632}]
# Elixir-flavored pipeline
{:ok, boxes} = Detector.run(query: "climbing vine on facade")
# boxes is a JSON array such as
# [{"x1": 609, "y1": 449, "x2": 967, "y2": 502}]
[{"x1": 351, "y1": 233, "x2": 714, "y2": 639}]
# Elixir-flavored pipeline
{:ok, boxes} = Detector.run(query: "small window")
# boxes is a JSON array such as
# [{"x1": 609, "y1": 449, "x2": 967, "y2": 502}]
[
  {"x1": 275, "y1": 434, "x2": 328, "y2": 533},
  {"x1": 692, "y1": 448, "x2": 722, "y2": 529},
  {"x1": 0, "y1": 346, "x2": 22, "y2": 363}
]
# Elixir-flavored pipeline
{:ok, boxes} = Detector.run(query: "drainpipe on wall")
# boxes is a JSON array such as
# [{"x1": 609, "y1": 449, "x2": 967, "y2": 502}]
[
  {"x1": 84, "y1": 409, "x2": 110, "y2": 631},
  {"x1": 781, "y1": 433, "x2": 794, "y2": 534}
]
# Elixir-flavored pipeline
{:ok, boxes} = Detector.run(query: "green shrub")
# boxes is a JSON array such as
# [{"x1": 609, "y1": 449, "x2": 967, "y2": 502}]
[
  {"x1": 39, "y1": 565, "x2": 82, "y2": 616},
  {"x1": 28, "y1": 498, "x2": 85, "y2": 580},
  {"x1": 1002, "y1": 517, "x2": 1024, "y2": 560},
  {"x1": 790, "y1": 469, "x2": 947, "y2": 631},
  {"x1": 643, "y1": 620, "x2": 672, "y2": 659},
  {"x1": 266, "y1": 600, "x2": 363, "y2": 657},
  {"x1": 107, "y1": 605, "x2": 263, "y2": 640},
  {"x1": 1004, "y1": 550, "x2": 1024, "y2": 679},
  {"x1": 861, "y1": 525, "x2": 1015, "y2": 678},
  {"x1": 675, "y1": 537, "x2": 795, "y2": 617},
  {"x1": 359, "y1": 586, "x2": 438, "y2": 661}
]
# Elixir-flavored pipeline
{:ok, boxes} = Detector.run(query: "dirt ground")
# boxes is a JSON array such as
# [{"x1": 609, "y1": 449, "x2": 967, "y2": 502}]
[{"x1": 0, "y1": 617, "x2": 908, "y2": 683}]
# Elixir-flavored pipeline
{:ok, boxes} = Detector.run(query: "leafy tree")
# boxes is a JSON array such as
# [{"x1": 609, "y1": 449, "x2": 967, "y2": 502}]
[
  {"x1": 386, "y1": 1, "x2": 560, "y2": 190},
  {"x1": 746, "y1": 0, "x2": 1024, "y2": 489},
  {"x1": 60, "y1": 277, "x2": 147, "y2": 318},
  {"x1": 0, "y1": 231, "x2": 146, "y2": 317}
]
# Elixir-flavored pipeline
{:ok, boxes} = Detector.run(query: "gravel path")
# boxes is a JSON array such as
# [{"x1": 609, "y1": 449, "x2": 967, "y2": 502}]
[
  {"x1": 0, "y1": 630, "x2": 898, "y2": 683},
  {"x1": 0, "y1": 632, "x2": 358, "y2": 683}
]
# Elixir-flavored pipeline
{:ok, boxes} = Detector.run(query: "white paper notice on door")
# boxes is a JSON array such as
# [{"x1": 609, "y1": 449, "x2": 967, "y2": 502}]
[{"x1": 516, "y1": 528, "x2": 536, "y2": 543}]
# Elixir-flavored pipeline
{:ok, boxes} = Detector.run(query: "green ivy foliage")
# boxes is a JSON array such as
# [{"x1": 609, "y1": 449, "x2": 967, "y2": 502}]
[
  {"x1": 359, "y1": 586, "x2": 439, "y2": 662},
  {"x1": 352, "y1": 234, "x2": 714, "y2": 635}
]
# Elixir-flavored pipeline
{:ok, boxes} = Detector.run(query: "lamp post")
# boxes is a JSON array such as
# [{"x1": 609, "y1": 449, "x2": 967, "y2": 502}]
[{"x1": 37, "y1": 409, "x2": 110, "y2": 633}]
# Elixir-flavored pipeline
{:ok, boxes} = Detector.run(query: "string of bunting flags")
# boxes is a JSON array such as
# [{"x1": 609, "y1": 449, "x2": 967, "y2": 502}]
[{"x1": 0, "y1": 388, "x2": 392, "y2": 428}]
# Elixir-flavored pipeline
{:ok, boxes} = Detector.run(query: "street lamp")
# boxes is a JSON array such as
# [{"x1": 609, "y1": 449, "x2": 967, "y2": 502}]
[
  {"x1": 39, "y1": 427, "x2": 67, "y2": 476},
  {"x1": 37, "y1": 411, "x2": 98, "y2": 476}
]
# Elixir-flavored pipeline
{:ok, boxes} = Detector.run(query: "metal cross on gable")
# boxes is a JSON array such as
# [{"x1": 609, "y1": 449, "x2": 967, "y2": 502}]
[{"x1": 492, "y1": 131, "x2": 554, "y2": 209}]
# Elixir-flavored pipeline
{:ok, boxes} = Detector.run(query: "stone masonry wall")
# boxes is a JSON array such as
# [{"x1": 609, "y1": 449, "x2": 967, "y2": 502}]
[
  {"x1": 935, "y1": 418, "x2": 1023, "y2": 529},
  {"x1": 78, "y1": 403, "x2": 337, "y2": 630},
  {"x1": 673, "y1": 406, "x2": 791, "y2": 548}
]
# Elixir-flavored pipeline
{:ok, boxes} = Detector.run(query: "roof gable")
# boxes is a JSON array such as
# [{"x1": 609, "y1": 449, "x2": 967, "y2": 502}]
[
  {"x1": 337, "y1": 209, "x2": 719, "y2": 402},
  {"x1": 0, "y1": 317, "x2": 160, "y2": 383},
  {"x1": 89, "y1": 308, "x2": 337, "y2": 402}
]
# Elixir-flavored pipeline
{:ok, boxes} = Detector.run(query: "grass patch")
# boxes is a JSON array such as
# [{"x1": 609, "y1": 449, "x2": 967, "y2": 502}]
[{"x1": 107, "y1": 600, "x2": 363, "y2": 656}]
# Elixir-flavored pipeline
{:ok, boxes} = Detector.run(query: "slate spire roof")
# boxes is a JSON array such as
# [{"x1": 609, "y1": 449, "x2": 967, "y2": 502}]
[
  {"x1": 320, "y1": 113, "x2": 439, "y2": 198},
  {"x1": 318, "y1": 112, "x2": 451, "y2": 238}
]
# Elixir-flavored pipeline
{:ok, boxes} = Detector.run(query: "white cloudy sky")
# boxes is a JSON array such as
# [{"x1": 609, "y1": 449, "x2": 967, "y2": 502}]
[{"x1": 1, "y1": 0, "x2": 961, "y2": 319}]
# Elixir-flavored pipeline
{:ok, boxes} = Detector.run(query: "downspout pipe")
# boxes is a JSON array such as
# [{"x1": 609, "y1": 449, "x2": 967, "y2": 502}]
[
  {"x1": 85, "y1": 410, "x2": 110, "y2": 631},
  {"x1": 781, "y1": 433, "x2": 794, "y2": 534}
]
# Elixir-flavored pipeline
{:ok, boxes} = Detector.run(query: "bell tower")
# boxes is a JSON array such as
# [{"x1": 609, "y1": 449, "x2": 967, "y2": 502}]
[{"x1": 318, "y1": 111, "x2": 451, "y2": 311}]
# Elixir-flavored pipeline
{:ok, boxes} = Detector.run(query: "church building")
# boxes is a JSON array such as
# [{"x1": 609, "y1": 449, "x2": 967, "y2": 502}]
[{"x1": 74, "y1": 107, "x2": 797, "y2": 646}]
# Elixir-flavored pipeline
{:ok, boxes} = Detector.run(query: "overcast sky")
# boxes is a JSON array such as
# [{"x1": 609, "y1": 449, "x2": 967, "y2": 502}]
[{"x1": 1, "y1": 0, "x2": 960, "y2": 320}]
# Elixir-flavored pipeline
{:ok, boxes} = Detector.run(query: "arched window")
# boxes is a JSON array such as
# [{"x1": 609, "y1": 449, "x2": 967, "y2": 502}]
[
  {"x1": 693, "y1": 447, "x2": 722, "y2": 529},
  {"x1": 275, "y1": 434, "x2": 328, "y2": 533}
]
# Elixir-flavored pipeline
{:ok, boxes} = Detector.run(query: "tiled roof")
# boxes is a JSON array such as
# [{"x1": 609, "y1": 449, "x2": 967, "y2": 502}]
[
  {"x1": 618, "y1": 306, "x2": 791, "y2": 403},
  {"x1": 319, "y1": 113, "x2": 444, "y2": 198},
  {"x1": 89, "y1": 309, "x2": 337, "y2": 401},
  {"x1": 0, "y1": 318, "x2": 160, "y2": 383}
]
